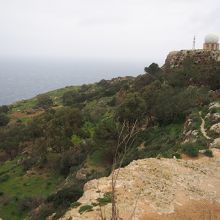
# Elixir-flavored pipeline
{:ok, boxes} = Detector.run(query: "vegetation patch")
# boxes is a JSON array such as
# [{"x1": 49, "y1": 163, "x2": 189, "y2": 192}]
[
  {"x1": 204, "y1": 149, "x2": 214, "y2": 157},
  {"x1": 97, "y1": 192, "x2": 112, "y2": 206},
  {"x1": 71, "y1": 201, "x2": 81, "y2": 208},
  {"x1": 0, "y1": 60, "x2": 219, "y2": 219},
  {"x1": 140, "y1": 123, "x2": 183, "y2": 158},
  {"x1": 182, "y1": 143, "x2": 199, "y2": 157},
  {"x1": 0, "y1": 159, "x2": 63, "y2": 220},
  {"x1": 79, "y1": 204, "x2": 93, "y2": 214}
]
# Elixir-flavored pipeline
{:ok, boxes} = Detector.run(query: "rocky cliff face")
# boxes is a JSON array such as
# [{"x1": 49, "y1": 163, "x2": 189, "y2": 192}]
[
  {"x1": 60, "y1": 149, "x2": 220, "y2": 220},
  {"x1": 165, "y1": 49, "x2": 220, "y2": 69}
]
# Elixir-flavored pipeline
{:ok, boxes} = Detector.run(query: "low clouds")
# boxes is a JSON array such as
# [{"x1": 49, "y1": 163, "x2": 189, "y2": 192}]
[{"x1": 0, "y1": 0, "x2": 219, "y2": 64}]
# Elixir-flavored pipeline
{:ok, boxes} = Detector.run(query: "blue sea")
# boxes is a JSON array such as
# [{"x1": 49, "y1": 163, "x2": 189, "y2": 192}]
[{"x1": 0, "y1": 59, "x2": 146, "y2": 105}]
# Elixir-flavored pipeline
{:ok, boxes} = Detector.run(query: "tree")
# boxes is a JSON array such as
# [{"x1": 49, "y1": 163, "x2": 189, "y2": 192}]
[
  {"x1": 62, "y1": 91, "x2": 76, "y2": 106},
  {"x1": 116, "y1": 93, "x2": 146, "y2": 123},
  {"x1": 133, "y1": 73, "x2": 155, "y2": 91},
  {"x1": 94, "y1": 117, "x2": 119, "y2": 164},
  {"x1": 0, "y1": 105, "x2": 9, "y2": 114},
  {"x1": 36, "y1": 94, "x2": 53, "y2": 109},
  {"x1": 0, "y1": 113, "x2": 10, "y2": 127},
  {"x1": 144, "y1": 63, "x2": 161, "y2": 75}
]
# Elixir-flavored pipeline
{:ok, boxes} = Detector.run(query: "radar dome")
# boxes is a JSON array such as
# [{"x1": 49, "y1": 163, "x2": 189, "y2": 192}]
[{"x1": 205, "y1": 34, "x2": 219, "y2": 44}]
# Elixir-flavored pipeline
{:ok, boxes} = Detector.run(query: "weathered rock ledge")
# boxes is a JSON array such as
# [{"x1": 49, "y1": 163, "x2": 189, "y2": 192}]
[{"x1": 60, "y1": 149, "x2": 220, "y2": 220}]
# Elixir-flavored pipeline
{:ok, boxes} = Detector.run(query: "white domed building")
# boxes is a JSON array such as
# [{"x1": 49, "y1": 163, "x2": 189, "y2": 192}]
[{"x1": 203, "y1": 34, "x2": 219, "y2": 51}]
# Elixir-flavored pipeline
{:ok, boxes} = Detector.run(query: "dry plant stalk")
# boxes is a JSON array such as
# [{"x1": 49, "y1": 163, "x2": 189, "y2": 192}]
[{"x1": 110, "y1": 120, "x2": 140, "y2": 220}]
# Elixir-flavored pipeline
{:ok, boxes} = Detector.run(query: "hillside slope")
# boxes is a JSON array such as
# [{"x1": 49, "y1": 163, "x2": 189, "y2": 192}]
[{"x1": 0, "y1": 59, "x2": 219, "y2": 219}]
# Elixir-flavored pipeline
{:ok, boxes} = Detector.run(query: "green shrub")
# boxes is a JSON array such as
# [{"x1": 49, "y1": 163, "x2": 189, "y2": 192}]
[
  {"x1": 144, "y1": 63, "x2": 161, "y2": 75},
  {"x1": 37, "y1": 204, "x2": 54, "y2": 220},
  {"x1": 79, "y1": 205, "x2": 93, "y2": 214},
  {"x1": 47, "y1": 185, "x2": 83, "y2": 208},
  {"x1": 18, "y1": 197, "x2": 43, "y2": 213},
  {"x1": 0, "y1": 105, "x2": 10, "y2": 114},
  {"x1": 59, "y1": 150, "x2": 85, "y2": 176},
  {"x1": 71, "y1": 201, "x2": 81, "y2": 208},
  {"x1": 36, "y1": 94, "x2": 53, "y2": 109},
  {"x1": 71, "y1": 134, "x2": 83, "y2": 145},
  {"x1": 116, "y1": 92, "x2": 146, "y2": 122},
  {"x1": 204, "y1": 149, "x2": 213, "y2": 157},
  {"x1": 0, "y1": 174, "x2": 10, "y2": 183},
  {"x1": 0, "y1": 113, "x2": 10, "y2": 127},
  {"x1": 182, "y1": 143, "x2": 199, "y2": 157},
  {"x1": 97, "y1": 192, "x2": 112, "y2": 206}
]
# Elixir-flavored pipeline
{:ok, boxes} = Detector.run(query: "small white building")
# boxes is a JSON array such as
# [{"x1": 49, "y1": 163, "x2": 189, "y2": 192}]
[{"x1": 203, "y1": 34, "x2": 219, "y2": 51}]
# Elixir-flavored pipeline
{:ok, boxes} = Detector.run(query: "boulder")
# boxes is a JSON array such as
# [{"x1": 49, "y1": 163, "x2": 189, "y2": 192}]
[{"x1": 210, "y1": 123, "x2": 220, "y2": 134}]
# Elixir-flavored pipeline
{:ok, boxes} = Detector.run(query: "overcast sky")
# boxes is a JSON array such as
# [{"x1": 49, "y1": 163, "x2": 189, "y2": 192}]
[{"x1": 0, "y1": 0, "x2": 219, "y2": 64}]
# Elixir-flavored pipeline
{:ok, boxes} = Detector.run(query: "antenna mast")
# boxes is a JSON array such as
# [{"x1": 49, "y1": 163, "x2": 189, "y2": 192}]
[{"x1": 192, "y1": 35, "x2": 196, "y2": 50}]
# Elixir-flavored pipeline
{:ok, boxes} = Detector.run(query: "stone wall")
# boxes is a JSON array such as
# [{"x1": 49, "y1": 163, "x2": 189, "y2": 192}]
[
  {"x1": 164, "y1": 49, "x2": 220, "y2": 69},
  {"x1": 203, "y1": 43, "x2": 219, "y2": 51}
]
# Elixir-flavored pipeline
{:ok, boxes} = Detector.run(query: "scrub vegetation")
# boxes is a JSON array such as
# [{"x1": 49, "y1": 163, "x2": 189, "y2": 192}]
[{"x1": 0, "y1": 59, "x2": 220, "y2": 219}]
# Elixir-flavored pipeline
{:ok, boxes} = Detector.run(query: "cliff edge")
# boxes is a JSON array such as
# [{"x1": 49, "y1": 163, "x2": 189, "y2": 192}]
[
  {"x1": 60, "y1": 149, "x2": 220, "y2": 220},
  {"x1": 164, "y1": 49, "x2": 220, "y2": 69}
]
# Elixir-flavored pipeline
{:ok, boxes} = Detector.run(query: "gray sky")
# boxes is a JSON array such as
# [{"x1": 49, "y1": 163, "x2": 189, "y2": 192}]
[{"x1": 0, "y1": 0, "x2": 219, "y2": 64}]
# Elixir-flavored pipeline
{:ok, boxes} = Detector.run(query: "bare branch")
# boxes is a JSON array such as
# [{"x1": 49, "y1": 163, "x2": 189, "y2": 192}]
[{"x1": 110, "y1": 119, "x2": 141, "y2": 220}]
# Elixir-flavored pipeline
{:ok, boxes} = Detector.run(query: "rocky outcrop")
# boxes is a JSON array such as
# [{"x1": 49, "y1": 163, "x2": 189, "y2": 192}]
[
  {"x1": 165, "y1": 50, "x2": 220, "y2": 69},
  {"x1": 210, "y1": 123, "x2": 220, "y2": 134},
  {"x1": 60, "y1": 149, "x2": 220, "y2": 220},
  {"x1": 211, "y1": 138, "x2": 220, "y2": 148},
  {"x1": 182, "y1": 118, "x2": 199, "y2": 143}
]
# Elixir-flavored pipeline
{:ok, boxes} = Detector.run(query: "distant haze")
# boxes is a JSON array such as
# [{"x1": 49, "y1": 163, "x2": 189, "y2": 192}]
[
  {"x1": 0, "y1": 0, "x2": 220, "y2": 105},
  {"x1": 0, "y1": 0, "x2": 220, "y2": 62},
  {"x1": 0, "y1": 59, "x2": 143, "y2": 105}
]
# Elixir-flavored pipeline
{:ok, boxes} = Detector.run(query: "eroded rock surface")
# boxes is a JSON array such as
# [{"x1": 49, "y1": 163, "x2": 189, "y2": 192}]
[
  {"x1": 210, "y1": 123, "x2": 220, "y2": 134},
  {"x1": 60, "y1": 149, "x2": 220, "y2": 220}
]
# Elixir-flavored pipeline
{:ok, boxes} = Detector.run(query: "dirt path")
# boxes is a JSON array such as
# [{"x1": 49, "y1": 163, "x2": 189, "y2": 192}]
[{"x1": 199, "y1": 112, "x2": 211, "y2": 140}]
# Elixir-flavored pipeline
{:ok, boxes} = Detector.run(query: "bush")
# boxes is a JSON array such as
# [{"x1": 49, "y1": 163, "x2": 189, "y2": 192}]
[
  {"x1": 71, "y1": 134, "x2": 83, "y2": 146},
  {"x1": 47, "y1": 185, "x2": 83, "y2": 208},
  {"x1": 36, "y1": 204, "x2": 54, "y2": 220},
  {"x1": 97, "y1": 192, "x2": 112, "y2": 206},
  {"x1": 71, "y1": 201, "x2": 81, "y2": 208},
  {"x1": 59, "y1": 150, "x2": 85, "y2": 176},
  {"x1": 182, "y1": 143, "x2": 199, "y2": 157},
  {"x1": 22, "y1": 157, "x2": 38, "y2": 171},
  {"x1": 0, "y1": 105, "x2": 10, "y2": 114},
  {"x1": 117, "y1": 92, "x2": 146, "y2": 122},
  {"x1": 144, "y1": 63, "x2": 161, "y2": 75},
  {"x1": 0, "y1": 113, "x2": 10, "y2": 127},
  {"x1": 79, "y1": 205, "x2": 93, "y2": 214},
  {"x1": 204, "y1": 149, "x2": 213, "y2": 157},
  {"x1": 18, "y1": 197, "x2": 43, "y2": 213},
  {"x1": 36, "y1": 94, "x2": 53, "y2": 109},
  {"x1": 0, "y1": 174, "x2": 10, "y2": 183}
]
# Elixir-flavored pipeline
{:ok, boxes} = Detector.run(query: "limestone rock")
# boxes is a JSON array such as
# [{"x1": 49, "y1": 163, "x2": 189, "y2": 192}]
[
  {"x1": 60, "y1": 149, "x2": 220, "y2": 220},
  {"x1": 210, "y1": 123, "x2": 220, "y2": 134},
  {"x1": 213, "y1": 113, "x2": 220, "y2": 121},
  {"x1": 211, "y1": 138, "x2": 220, "y2": 148},
  {"x1": 165, "y1": 50, "x2": 220, "y2": 69}
]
